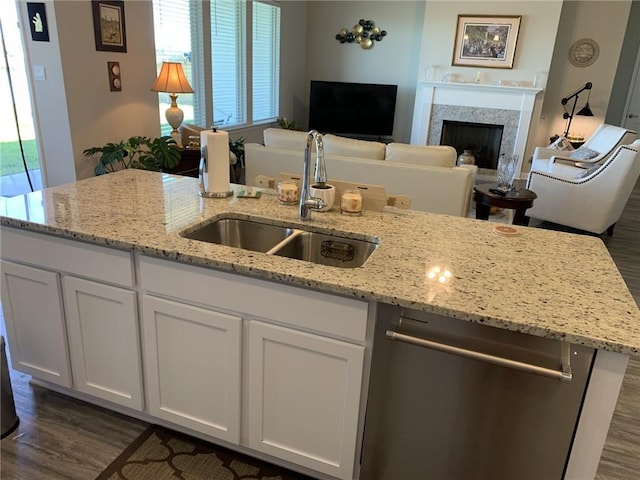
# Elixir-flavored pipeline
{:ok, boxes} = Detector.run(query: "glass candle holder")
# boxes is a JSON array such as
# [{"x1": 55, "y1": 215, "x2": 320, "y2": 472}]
[
  {"x1": 341, "y1": 189, "x2": 363, "y2": 216},
  {"x1": 277, "y1": 180, "x2": 299, "y2": 205}
]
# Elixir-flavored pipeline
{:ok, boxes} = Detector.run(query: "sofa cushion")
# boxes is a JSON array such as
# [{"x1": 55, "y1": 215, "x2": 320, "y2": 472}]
[
  {"x1": 385, "y1": 143, "x2": 457, "y2": 168},
  {"x1": 322, "y1": 134, "x2": 386, "y2": 160},
  {"x1": 263, "y1": 128, "x2": 308, "y2": 151}
]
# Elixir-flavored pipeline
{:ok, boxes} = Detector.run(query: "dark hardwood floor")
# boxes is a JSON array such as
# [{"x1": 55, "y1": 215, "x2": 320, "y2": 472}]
[{"x1": 1, "y1": 180, "x2": 639, "y2": 480}]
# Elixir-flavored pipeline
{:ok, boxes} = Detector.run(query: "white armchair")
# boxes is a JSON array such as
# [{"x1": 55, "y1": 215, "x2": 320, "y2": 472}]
[
  {"x1": 530, "y1": 124, "x2": 637, "y2": 173},
  {"x1": 525, "y1": 141, "x2": 640, "y2": 235}
]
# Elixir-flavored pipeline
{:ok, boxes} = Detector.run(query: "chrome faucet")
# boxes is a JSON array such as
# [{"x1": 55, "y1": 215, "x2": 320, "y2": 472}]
[{"x1": 299, "y1": 130, "x2": 327, "y2": 221}]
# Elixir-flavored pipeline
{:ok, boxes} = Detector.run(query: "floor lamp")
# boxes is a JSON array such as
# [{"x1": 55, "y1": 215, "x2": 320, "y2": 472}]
[
  {"x1": 151, "y1": 62, "x2": 194, "y2": 146},
  {"x1": 562, "y1": 82, "x2": 594, "y2": 138}
]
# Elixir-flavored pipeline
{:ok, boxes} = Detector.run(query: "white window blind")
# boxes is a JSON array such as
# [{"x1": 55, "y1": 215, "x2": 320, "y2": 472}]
[
  {"x1": 152, "y1": 0, "x2": 280, "y2": 131},
  {"x1": 152, "y1": 0, "x2": 196, "y2": 134},
  {"x1": 252, "y1": 1, "x2": 280, "y2": 122},
  {"x1": 210, "y1": 0, "x2": 247, "y2": 127}
]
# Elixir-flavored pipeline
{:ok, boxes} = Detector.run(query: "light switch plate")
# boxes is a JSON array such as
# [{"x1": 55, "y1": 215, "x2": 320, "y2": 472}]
[{"x1": 33, "y1": 64, "x2": 46, "y2": 81}]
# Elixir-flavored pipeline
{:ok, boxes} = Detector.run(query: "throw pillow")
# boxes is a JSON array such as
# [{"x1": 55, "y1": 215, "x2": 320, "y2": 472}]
[
  {"x1": 385, "y1": 143, "x2": 456, "y2": 168},
  {"x1": 322, "y1": 134, "x2": 386, "y2": 160},
  {"x1": 569, "y1": 147, "x2": 600, "y2": 161}
]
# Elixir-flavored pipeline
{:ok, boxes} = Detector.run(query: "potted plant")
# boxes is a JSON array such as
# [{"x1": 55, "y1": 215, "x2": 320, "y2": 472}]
[{"x1": 83, "y1": 135, "x2": 181, "y2": 176}]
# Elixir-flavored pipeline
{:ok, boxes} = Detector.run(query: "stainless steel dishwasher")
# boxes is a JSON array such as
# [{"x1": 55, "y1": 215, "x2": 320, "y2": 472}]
[{"x1": 360, "y1": 304, "x2": 595, "y2": 480}]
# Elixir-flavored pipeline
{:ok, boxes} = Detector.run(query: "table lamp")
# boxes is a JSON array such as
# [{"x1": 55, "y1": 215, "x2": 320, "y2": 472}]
[{"x1": 151, "y1": 62, "x2": 194, "y2": 145}]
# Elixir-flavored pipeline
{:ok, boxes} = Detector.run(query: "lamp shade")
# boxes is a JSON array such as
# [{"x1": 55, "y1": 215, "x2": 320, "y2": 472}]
[
  {"x1": 151, "y1": 62, "x2": 194, "y2": 94},
  {"x1": 577, "y1": 104, "x2": 594, "y2": 116}
]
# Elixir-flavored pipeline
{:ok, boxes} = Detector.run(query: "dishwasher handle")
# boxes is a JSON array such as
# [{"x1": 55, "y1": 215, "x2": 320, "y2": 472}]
[{"x1": 386, "y1": 329, "x2": 573, "y2": 382}]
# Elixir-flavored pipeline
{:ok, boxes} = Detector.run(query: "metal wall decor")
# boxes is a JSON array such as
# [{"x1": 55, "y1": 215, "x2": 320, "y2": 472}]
[{"x1": 335, "y1": 19, "x2": 387, "y2": 50}]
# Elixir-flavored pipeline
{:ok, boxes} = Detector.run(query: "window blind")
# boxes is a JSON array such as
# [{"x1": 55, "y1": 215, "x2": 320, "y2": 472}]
[
  {"x1": 152, "y1": 0, "x2": 196, "y2": 134},
  {"x1": 252, "y1": 1, "x2": 280, "y2": 122},
  {"x1": 211, "y1": 0, "x2": 247, "y2": 127}
]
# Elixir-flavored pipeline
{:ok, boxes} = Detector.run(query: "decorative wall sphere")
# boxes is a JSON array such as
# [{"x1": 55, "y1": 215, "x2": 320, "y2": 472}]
[
  {"x1": 335, "y1": 19, "x2": 388, "y2": 49},
  {"x1": 361, "y1": 38, "x2": 373, "y2": 49}
]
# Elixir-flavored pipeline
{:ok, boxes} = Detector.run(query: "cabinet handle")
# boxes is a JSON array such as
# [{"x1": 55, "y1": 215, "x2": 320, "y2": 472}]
[
  {"x1": 629, "y1": 113, "x2": 638, "y2": 118},
  {"x1": 385, "y1": 330, "x2": 572, "y2": 382}
]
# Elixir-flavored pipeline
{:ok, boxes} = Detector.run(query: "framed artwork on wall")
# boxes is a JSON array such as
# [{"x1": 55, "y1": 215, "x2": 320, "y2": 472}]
[
  {"x1": 452, "y1": 15, "x2": 521, "y2": 69},
  {"x1": 92, "y1": 0, "x2": 127, "y2": 53}
]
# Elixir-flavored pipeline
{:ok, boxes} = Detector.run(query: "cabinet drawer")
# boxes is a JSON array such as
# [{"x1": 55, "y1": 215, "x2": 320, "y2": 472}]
[
  {"x1": 0, "y1": 227, "x2": 134, "y2": 287},
  {"x1": 139, "y1": 255, "x2": 369, "y2": 343}
]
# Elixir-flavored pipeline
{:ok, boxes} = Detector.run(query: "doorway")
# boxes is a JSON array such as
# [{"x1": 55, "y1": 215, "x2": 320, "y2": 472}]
[{"x1": 0, "y1": 4, "x2": 42, "y2": 197}]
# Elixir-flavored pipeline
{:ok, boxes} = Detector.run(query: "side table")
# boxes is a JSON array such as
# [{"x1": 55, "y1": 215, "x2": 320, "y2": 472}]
[{"x1": 474, "y1": 183, "x2": 537, "y2": 226}]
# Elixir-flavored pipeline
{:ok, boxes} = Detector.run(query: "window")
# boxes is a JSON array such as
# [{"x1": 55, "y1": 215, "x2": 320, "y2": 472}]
[{"x1": 152, "y1": 0, "x2": 280, "y2": 134}]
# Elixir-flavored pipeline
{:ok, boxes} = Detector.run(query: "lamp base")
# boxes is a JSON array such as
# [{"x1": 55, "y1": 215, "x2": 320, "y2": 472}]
[{"x1": 165, "y1": 93, "x2": 184, "y2": 146}]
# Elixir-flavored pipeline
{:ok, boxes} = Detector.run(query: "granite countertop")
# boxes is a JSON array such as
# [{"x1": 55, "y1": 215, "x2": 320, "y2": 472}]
[{"x1": 1, "y1": 169, "x2": 639, "y2": 355}]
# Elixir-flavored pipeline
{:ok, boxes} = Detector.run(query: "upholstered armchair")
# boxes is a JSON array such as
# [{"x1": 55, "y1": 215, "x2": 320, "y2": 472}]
[
  {"x1": 530, "y1": 124, "x2": 637, "y2": 173},
  {"x1": 525, "y1": 141, "x2": 640, "y2": 235}
]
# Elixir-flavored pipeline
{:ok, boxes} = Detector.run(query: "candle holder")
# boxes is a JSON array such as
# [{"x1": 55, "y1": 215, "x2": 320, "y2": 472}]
[{"x1": 341, "y1": 189, "x2": 363, "y2": 216}]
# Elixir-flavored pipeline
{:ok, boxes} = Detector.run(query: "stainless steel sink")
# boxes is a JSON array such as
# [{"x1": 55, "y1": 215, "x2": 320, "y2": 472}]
[
  {"x1": 180, "y1": 216, "x2": 378, "y2": 268},
  {"x1": 181, "y1": 218, "x2": 294, "y2": 253},
  {"x1": 271, "y1": 230, "x2": 377, "y2": 268}
]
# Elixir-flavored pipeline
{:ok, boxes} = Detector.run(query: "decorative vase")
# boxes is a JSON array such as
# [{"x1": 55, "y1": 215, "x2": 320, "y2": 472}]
[{"x1": 457, "y1": 149, "x2": 475, "y2": 166}]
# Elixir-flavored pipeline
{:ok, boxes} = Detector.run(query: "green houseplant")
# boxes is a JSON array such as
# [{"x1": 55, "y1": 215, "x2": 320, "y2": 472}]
[{"x1": 83, "y1": 136, "x2": 181, "y2": 176}]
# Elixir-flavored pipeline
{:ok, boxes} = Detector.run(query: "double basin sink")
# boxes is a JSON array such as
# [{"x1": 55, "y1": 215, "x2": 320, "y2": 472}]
[{"x1": 181, "y1": 216, "x2": 378, "y2": 268}]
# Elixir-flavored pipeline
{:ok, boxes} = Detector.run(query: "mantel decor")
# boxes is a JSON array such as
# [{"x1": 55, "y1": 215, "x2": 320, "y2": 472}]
[
  {"x1": 92, "y1": 0, "x2": 127, "y2": 53},
  {"x1": 335, "y1": 19, "x2": 387, "y2": 50},
  {"x1": 452, "y1": 15, "x2": 521, "y2": 69}
]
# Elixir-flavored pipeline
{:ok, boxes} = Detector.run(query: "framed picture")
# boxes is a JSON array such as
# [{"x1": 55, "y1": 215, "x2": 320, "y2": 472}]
[
  {"x1": 452, "y1": 15, "x2": 521, "y2": 69},
  {"x1": 92, "y1": 0, "x2": 127, "y2": 53}
]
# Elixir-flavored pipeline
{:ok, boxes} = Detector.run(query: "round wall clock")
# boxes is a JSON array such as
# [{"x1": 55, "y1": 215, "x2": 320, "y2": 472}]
[{"x1": 569, "y1": 38, "x2": 599, "y2": 67}]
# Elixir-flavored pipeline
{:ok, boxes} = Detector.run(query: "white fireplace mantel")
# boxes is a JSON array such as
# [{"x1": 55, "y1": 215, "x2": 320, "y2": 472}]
[{"x1": 410, "y1": 81, "x2": 543, "y2": 174}]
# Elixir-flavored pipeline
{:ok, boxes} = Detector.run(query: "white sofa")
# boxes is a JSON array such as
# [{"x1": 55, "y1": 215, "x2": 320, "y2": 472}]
[{"x1": 245, "y1": 128, "x2": 478, "y2": 216}]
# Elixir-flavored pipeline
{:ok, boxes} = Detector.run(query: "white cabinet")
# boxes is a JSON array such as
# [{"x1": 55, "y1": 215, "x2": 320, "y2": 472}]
[
  {"x1": 141, "y1": 295, "x2": 242, "y2": 443},
  {"x1": 63, "y1": 276, "x2": 142, "y2": 410},
  {"x1": 139, "y1": 255, "x2": 369, "y2": 480},
  {"x1": 0, "y1": 227, "x2": 140, "y2": 409},
  {"x1": 0, "y1": 260, "x2": 71, "y2": 387},
  {"x1": 248, "y1": 320, "x2": 365, "y2": 480}
]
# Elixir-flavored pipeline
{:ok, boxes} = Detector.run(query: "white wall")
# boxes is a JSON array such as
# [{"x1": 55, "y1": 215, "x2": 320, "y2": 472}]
[
  {"x1": 18, "y1": 0, "x2": 160, "y2": 183},
  {"x1": 304, "y1": 1, "x2": 426, "y2": 143},
  {"x1": 538, "y1": 0, "x2": 633, "y2": 146}
]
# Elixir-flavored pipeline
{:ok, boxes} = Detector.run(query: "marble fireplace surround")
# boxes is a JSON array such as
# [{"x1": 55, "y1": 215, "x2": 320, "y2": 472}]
[{"x1": 410, "y1": 81, "x2": 543, "y2": 175}]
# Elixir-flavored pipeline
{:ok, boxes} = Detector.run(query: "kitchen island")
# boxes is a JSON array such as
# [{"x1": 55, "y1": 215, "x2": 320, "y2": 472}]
[{"x1": 1, "y1": 170, "x2": 639, "y2": 480}]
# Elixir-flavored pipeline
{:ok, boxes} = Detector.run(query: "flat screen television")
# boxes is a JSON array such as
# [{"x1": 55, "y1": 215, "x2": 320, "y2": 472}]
[{"x1": 308, "y1": 80, "x2": 398, "y2": 138}]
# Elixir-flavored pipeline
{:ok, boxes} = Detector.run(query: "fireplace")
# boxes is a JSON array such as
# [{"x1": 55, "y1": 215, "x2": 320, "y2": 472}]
[
  {"x1": 410, "y1": 81, "x2": 543, "y2": 175},
  {"x1": 441, "y1": 120, "x2": 504, "y2": 169}
]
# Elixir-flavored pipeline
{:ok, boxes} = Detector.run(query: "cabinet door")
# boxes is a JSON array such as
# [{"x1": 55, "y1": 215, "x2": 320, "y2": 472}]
[
  {"x1": 142, "y1": 295, "x2": 242, "y2": 443},
  {"x1": 0, "y1": 260, "x2": 71, "y2": 387},
  {"x1": 63, "y1": 276, "x2": 142, "y2": 410},
  {"x1": 248, "y1": 320, "x2": 365, "y2": 480}
]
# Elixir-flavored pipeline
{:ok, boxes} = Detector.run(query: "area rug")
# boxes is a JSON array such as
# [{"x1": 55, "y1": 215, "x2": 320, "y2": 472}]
[{"x1": 95, "y1": 425, "x2": 313, "y2": 480}]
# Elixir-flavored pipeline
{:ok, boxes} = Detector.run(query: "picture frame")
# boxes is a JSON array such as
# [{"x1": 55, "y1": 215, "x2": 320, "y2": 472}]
[
  {"x1": 92, "y1": 0, "x2": 127, "y2": 53},
  {"x1": 452, "y1": 15, "x2": 521, "y2": 69}
]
